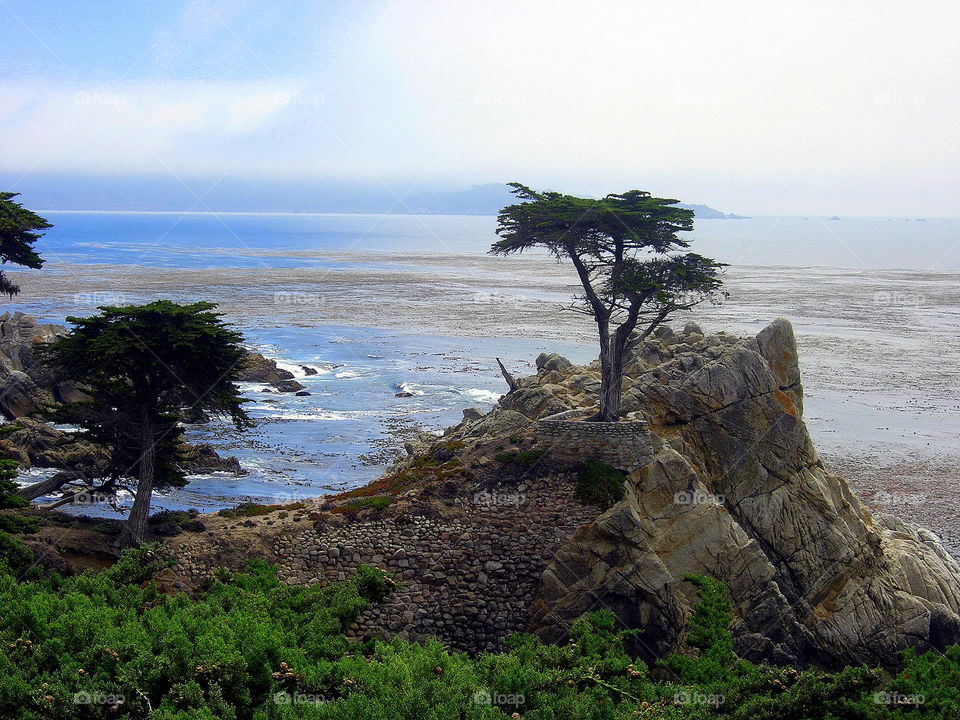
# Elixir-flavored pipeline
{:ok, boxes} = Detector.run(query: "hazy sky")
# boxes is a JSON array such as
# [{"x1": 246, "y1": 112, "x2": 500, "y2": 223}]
[{"x1": 1, "y1": 0, "x2": 958, "y2": 216}]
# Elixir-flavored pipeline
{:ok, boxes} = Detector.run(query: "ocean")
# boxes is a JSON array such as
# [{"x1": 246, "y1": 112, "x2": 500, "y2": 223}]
[{"x1": 6, "y1": 211, "x2": 960, "y2": 518}]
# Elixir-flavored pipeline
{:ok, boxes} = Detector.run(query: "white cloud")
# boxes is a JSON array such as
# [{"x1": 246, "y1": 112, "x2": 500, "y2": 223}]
[
  {"x1": 0, "y1": 78, "x2": 311, "y2": 174},
  {"x1": 357, "y1": 0, "x2": 960, "y2": 214}
]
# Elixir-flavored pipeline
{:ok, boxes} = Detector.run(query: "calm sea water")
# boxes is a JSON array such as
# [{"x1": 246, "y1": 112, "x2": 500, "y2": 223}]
[
  {"x1": 34, "y1": 211, "x2": 960, "y2": 271},
  {"x1": 11, "y1": 211, "x2": 960, "y2": 515}
]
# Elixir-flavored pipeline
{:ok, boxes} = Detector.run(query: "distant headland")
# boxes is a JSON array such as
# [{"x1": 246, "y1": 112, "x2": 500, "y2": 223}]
[{"x1": 13, "y1": 174, "x2": 744, "y2": 218}]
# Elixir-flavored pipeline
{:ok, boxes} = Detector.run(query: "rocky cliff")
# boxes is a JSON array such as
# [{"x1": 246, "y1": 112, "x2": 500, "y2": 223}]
[
  {"x1": 518, "y1": 319, "x2": 960, "y2": 669},
  {"x1": 0, "y1": 312, "x2": 246, "y2": 479}
]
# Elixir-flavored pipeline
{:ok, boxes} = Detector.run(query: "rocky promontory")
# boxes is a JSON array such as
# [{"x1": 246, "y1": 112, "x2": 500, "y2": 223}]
[{"x1": 111, "y1": 317, "x2": 960, "y2": 672}]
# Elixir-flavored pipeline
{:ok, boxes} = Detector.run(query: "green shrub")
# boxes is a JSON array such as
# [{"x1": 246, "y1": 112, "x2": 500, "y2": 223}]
[
  {"x1": 149, "y1": 510, "x2": 191, "y2": 526},
  {"x1": 0, "y1": 549, "x2": 955, "y2": 719},
  {"x1": 0, "y1": 551, "x2": 391, "y2": 719},
  {"x1": 341, "y1": 496, "x2": 393, "y2": 513},
  {"x1": 575, "y1": 460, "x2": 626, "y2": 508},
  {"x1": 494, "y1": 449, "x2": 545, "y2": 469},
  {"x1": 660, "y1": 574, "x2": 736, "y2": 684},
  {"x1": 0, "y1": 531, "x2": 34, "y2": 574},
  {"x1": 890, "y1": 645, "x2": 960, "y2": 717},
  {"x1": 0, "y1": 514, "x2": 38, "y2": 534}
]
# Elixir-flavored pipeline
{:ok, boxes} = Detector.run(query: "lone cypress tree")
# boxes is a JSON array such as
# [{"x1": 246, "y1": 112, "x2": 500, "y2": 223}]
[
  {"x1": 42, "y1": 301, "x2": 252, "y2": 546},
  {"x1": 493, "y1": 183, "x2": 726, "y2": 421},
  {"x1": 0, "y1": 192, "x2": 48, "y2": 296}
]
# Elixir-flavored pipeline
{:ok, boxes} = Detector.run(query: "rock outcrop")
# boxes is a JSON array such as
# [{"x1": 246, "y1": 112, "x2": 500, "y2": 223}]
[
  {"x1": 25, "y1": 314, "x2": 958, "y2": 671},
  {"x1": 0, "y1": 417, "x2": 110, "y2": 473},
  {"x1": 237, "y1": 352, "x2": 304, "y2": 392},
  {"x1": 0, "y1": 417, "x2": 245, "y2": 478},
  {"x1": 527, "y1": 318, "x2": 960, "y2": 669},
  {"x1": 0, "y1": 311, "x2": 88, "y2": 419}
]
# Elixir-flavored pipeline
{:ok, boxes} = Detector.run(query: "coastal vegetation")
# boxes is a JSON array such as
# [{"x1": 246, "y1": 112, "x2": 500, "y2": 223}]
[
  {"x1": 0, "y1": 193, "x2": 48, "y2": 297},
  {"x1": 1, "y1": 195, "x2": 958, "y2": 718},
  {"x1": 492, "y1": 184, "x2": 726, "y2": 421},
  {"x1": 0, "y1": 546, "x2": 956, "y2": 719}
]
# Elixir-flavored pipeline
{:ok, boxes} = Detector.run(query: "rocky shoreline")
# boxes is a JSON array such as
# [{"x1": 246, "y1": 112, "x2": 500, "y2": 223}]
[
  {"x1": 0, "y1": 311, "x2": 316, "y2": 486},
  {"x1": 18, "y1": 317, "x2": 960, "y2": 671}
]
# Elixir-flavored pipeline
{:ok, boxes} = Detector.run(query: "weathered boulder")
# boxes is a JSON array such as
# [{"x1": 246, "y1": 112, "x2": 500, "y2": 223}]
[
  {"x1": 0, "y1": 369, "x2": 48, "y2": 419},
  {"x1": 462, "y1": 407, "x2": 485, "y2": 422},
  {"x1": 535, "y1": 353, "x2": 573, "y2": 373},
  {"x1": 238, "y1": 351, "x2": 304, "y2": 392},
  {"x1": 0, "y1": 417, "x2": 109, "y2": 473},
  {"x1": 461, "y1": 409, "x2": 530, "y2": 439},
  {"x1": 529, "y1": 319, "x2": 960, "y2": 669},
  {"x1": 498, "y1": 387, "x2": 570, "y2": 420},
  {"x1": 178, "y1": 442, "x2": 245, "y2": 476},
  {"x1": 754, "y1": 316, "x2": 803, "y2": 415}
]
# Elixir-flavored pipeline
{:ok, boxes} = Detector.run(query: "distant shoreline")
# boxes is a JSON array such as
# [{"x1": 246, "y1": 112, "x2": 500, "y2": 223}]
[{"x1": 35, "y1": 209, "x2": 955, "y2": 220}]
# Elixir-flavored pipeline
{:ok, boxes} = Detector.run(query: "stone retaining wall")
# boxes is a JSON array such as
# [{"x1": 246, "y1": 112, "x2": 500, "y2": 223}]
[
  {"x1": 535, "y1": 419, "x2": 654, "y2": 472},
  {"x1": 167, "y1": 472, "x2": 599, "y2": 653}
]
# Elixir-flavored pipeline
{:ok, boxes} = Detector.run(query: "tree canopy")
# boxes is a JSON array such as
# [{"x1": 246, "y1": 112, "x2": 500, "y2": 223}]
[{"x1": 0, "y1": 192, "x2": 48, "y2": 296}]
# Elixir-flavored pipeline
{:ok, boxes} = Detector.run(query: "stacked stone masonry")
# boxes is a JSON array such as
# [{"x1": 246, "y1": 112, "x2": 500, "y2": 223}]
[
  {"x1": 168, "y1": 473, "x2": 599, "y2": 653},
  {"x1": 536, "y1": 419, "x2": 654, "y2": 472}
]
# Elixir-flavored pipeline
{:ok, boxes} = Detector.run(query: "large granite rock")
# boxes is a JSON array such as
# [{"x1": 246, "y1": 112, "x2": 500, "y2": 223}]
[
  {"x1": 527, "y1": 318, "x2": 960, "y2": 669},
  {"x1": 0, "y1": 311, "x2": 82, "y2": 418},
  {"x1": 0, "y1": 417, "x2": 110, "y2": 472}
]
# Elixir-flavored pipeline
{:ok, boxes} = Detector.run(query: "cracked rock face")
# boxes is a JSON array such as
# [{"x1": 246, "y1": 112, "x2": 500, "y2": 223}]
[
  {"x1": 528, "y1": 318, "x2": 960, "y2": 669},
  {"x1": 0, "y1": 311, "x2": 77, "y2": 419}
]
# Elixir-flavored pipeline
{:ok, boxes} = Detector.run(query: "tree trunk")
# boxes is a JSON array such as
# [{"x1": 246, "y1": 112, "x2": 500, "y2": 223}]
[
  {"x1": 496, "y1": 358, "x2": 519, "y2": 391},
  {"x1": 597, "y1": 334, "x2": 625, "y2": 422},
  {"x1": 596, "y1": 317, "x2": 637, "y2": 422},
  {"x1": 118, "y1": 412, "x2": 155, "y2": 548},
  {"x1": 17, "y1": 470, "x2": 87, "y2": 501}
]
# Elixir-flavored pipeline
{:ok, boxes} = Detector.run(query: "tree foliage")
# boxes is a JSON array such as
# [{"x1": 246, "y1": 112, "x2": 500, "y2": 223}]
[{"x1": 0, "y1": 192, "x2": 48, "y2": 296}]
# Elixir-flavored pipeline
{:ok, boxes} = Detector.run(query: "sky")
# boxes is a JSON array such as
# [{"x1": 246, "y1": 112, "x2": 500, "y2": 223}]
[{"x1": 1, "y1": 0, "x2": 958, "y2": 216}]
